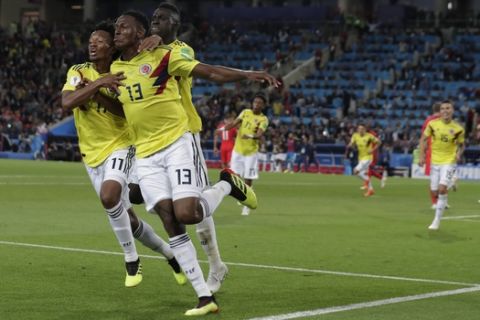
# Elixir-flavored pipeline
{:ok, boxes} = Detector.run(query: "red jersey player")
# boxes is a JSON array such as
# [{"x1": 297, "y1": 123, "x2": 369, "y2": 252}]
[
  {"x1": 214, "y1": 114, "x2": 237, "y2": 169},
  {"x1": 421, "y1": 102, "x2": 441, "y2": 208}
]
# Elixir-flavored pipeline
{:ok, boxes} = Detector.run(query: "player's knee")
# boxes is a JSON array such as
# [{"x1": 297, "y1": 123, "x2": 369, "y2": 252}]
[
  {"x1": 438, "y1": 185, "x2": 448, "y2": 195},
  {"x1": 100, "y1": 181, "x2": 122, "y2": 209},
  {"x1": 175, "y1": 208, "x2": 202, "y2": 225}
]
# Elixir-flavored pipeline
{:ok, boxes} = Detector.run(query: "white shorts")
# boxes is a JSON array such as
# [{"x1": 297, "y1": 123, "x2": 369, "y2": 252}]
[
  {"x1": 85, "y1": 147, "x2": 135, "y2": 209},
  {"x1": 354, "y1": 160, "x2": 371, "y2": 173},
  {"x1": 430, "y1": 164, "x2": 456, "y2": 191},
  {"x1": 231, "y1": 150, "x2": 259, "y2": 179},
  {"x1": 136, "y1": 132, "x2": 207, "y2": 212}
]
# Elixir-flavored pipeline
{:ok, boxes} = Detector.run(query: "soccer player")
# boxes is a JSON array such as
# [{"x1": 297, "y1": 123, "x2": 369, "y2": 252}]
[
  {"x1": 61, "y1": 21, "x2": 185, "y2": 288},
  {"x1": 366, "y1": 128, "x2": 387, "y2": 188},
  {"x1": 419, "y1": 100, "x2": 464, "y2": 230},
  {"x1": 421, "y1": 102, "x2": 441, "y2": 208},
  {"x1": 223, "y1": 94, "x2": 269, "y2": 215},
  {"x1": 345, "y1": 124, "x2": 381, "y2": 197},
  {"x1": 214, "y1": 113, "x2": 237, "y2": 169},
  {"x1": 111, "y1": 11, "x2": 278, "y2": 315}
]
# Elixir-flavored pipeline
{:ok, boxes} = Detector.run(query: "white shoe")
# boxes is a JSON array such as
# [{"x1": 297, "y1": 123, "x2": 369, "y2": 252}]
[
  {"x1": 241, "y1": 206, "x2": 250, "y2": 216},
  {"x1": 360, "y1": 185, "x2": 367, "y2": 190},
  {"x1": 428, "y1": 219, "x2": 440, "y2": 230},
  {"x1": 431, "y1": 204, "x2": 437, "y2": 210},
  {"x1": 206, "y1": 263, "x2": 228, "y2": 294},
  {"x1": 381, "y1": 177, "x2": 387, "y2": 188}
]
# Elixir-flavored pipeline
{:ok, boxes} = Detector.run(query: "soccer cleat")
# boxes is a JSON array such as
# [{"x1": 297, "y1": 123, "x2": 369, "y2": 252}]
[
  {"x1": 431, "y1": 204, "x2": 437, "y2": 210},
  {"x1": 220, "y1": 168, "x2": 257, "y2": 209},
  {"x1": 173, "y1": 271, "x2": 187, "y2": 286},
  {"x1": 241, "y1": 206, "x2": 250, "y2": 216},
  {"x1": 364, "y1": 189, "x2": 375, "y2": 197},
  {"x1": 125, "y1": 259, "x2": 142, "y2": 287},
  {"x1": 428, "y1": 219, "x2": 440, "y2": 230},
  {"x1": 207, "y1": 263, "x2": 229, "y2": 294},
  {"x1": 184, "y1": 297, "x2": 219, "y2": 316}
]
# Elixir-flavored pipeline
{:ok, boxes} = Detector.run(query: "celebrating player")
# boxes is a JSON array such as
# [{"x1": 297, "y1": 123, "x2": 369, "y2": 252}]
[
  {"x1": 419, "y1": 100, "x2": 464, "y2": 230},
  {"x1": 111, "y1": 10, "x2": 279, "y2": 315},
  {"x1": 214, "y1": 113, "x2": 237, "y2": 169},
  {"x1": 346, "y1": 124, "x2": 381, "y2": 197},
  {"x1": 223, "y1": 94, "x2": 269, "y2": 215},
  {"x1": 61, "y1": 21, "x2": 185, "y2": 288}
]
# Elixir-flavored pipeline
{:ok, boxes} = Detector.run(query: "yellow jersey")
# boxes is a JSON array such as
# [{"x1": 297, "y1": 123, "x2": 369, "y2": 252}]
[
  {"x1": 170, "y1": 40, "x2": 202, "y2": 133},
  {"x1": 351, "y1": 132, "x2": 377, "y2": 161},
  {"x1": 110, "y1": 46, "x2": 199, "y2": 158},
  {"x1": 62, "y1": 62, "x2": 131, "y2": 167},
  {"x1": 234, "y1": 109, "x2": 269, "y2": 156},
  {"x1": 424, "y1": 118, "x2": 464, "y2": 165}
]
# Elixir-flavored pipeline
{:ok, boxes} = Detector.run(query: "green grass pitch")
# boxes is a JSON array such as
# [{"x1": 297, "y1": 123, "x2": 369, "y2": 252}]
[{"x1": 0, "y1": 159, "x2": 479, "y2": 320}]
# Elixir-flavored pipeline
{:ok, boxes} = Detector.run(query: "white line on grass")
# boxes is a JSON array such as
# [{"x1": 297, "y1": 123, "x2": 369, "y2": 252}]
[
  {"x1": 442, "y1": 215, "x2": 480, "y2": 220},
  {"x1": 0, "y1": 240, "x2": 477, "y2": 287},
  {"x1": 247, "y1": 286, "x2": 480, "y2": 320},
  {"x1": 0, "y1": 182, "x2": 89, "y2": 186}
]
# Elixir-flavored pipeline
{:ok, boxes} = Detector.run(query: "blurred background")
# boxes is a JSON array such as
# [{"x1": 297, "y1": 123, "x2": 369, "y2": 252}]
[{"x1": 1, "y1": 0, "x2": 480, "y2": 179}]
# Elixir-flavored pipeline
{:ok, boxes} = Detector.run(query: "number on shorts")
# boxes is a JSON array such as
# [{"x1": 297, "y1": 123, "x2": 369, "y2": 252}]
[
  {"x1": 176, "y1": 169, "x2": 192, "y2": 185},
  {"x1": 111, "y1": 158, "x2": 124, "y2": 171}
]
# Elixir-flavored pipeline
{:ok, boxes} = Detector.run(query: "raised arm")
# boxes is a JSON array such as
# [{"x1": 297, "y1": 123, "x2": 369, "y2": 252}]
[{"x1": 191, "y1": 63, "x2": 281, "y2": 87}]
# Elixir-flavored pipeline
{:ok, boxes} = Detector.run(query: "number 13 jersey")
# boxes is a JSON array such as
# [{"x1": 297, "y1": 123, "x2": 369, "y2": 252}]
[{"x1": 111, "y1": 46, "x2": 199, "y2": 158}]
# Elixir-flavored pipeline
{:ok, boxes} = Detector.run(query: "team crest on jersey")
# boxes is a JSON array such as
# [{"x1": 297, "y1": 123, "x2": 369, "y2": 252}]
[{"x1": 139, "y1": 64, "x2": 152, "y2": 75}]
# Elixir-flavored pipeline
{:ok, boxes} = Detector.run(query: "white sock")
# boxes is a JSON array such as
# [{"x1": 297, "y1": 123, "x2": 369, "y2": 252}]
[
  {"x1": 199, "y1": 181, "x2": 231, "y2": 219},
  {"x1": 169, "y1": 233, "x2": 210, "y2": 297},
  {"x1": 196, "y1": 217, "x2": 222, "y2": 272},
  {"x1": 106, "y1": 202, "x2": 138, "y2": 262},
  {"x1": 435, "y1": 194, "x2": 447, "y2": 221},
  {"x1": 382, "y1": 170, "x2": 388, "y2": 179},
  {"x1": 133, "y1": 219, "x2": 174, "y2": 260}
]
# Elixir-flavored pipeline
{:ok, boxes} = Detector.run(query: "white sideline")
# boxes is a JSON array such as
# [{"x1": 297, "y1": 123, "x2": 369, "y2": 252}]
[
  {"x1": 0, "y1": 240, "x2": 478, "y2": 287},
  {"x1": 442, "y1": 215, "x2": 480, "y2": 220},
  {"x1": 247, "y1": 286, "x2": 480, "y2": 320}
]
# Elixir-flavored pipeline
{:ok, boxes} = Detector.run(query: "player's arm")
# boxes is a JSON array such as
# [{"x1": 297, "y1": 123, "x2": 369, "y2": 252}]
[
  {"x1": 62, "y1": 72, "x2": 125, "y2": 111},
  {"x1": 344, "y1": 137, "x2": 355, "y2": 155},
  {"x1": 191, "y1": 64, "x2": 281, "y2": 87},
  {"x1": 418, "y1": 132, "x2": 429, "y2": 166},
  {"x1": 213, "y1": 129, "x2": 220, "y2": 155},
  {"x1": 455, "y1": 130, "x2": 466, "y2": 163},
  {"x1": 138, "y1": 34, "x2": 163, "y2": 52},
  {"x1": 92, "y1": 92, "x2": 125, "y2": 117},
  {"x1": 370, "y1": 137, "x2": 381, "y2": 153},
  {"x1": 243, "y1": 127, "x2": 265, "y2": 140},
  {"x1": 222, "y1": 118, "x2": 242, "y2": 131}
]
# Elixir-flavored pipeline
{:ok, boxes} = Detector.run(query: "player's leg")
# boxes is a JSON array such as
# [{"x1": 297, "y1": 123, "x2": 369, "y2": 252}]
[
  {"x1": 429, "y1": 165, "x2": 454, "y2": 230},
  {"x1": 137, "y1": 152, "x2": 218, "y2": 315},
  {"x1": 239, "y1": 153, "x2": 259, "y2": 215},
  {"x1": 429, "y1": 165, "x2": 440, "y2": 209},
  {"x1": 98, "y1": 148, "x2": 141, "y2": 287},
  {"x1": 193, "y1": 133, "x2": 228, "y2": 293}
]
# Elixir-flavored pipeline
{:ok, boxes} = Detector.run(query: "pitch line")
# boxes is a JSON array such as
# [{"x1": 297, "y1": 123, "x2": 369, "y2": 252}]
[
  {"x1": 0, "y1": 240, "x2": 477, "y2": 287},
  {"x1": 442, "y1": 215, "x2": 480, "y2": 220},
  {"x1": 247, "y1": 286, "x2": 480, "y2": 320}
]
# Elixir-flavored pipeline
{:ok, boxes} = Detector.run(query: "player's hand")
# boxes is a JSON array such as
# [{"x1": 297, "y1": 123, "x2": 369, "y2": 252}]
[
  {"x1": 418, "y1": 157, "x2": 425, "y2": 167},
  {"x1": 96, "y1": 72, "x2": 126, "y2": 95},
  {"x1": 76, "y1": 78, "x2": 91, "y2": 89},
  {"x1": 245, "y1": 71, "x2": 282, "y2": 88},
  {"x1": 138, "y1": 35, "x2": 163, "y2": 52}
]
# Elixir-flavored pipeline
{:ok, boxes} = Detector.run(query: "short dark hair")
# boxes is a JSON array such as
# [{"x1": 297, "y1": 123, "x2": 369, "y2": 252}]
[
  {"x1": 158, "y1": 2, "x2": 180, "y2": 16},
  {"x1": 253, "y1": 93, "x2": 267, "y2": 104},
  {"x1": 432, "y1": 102, "x2": 441, "y2": 113},
  {"x1": 122, "y1": 10, "x2": 150, "y2": 36},
  {"x1": 93, "y1": 20, "x2": 115, "y2": 41},
  {"x1": 441, "y1": 99, "x2": 454, "y2": 108}
]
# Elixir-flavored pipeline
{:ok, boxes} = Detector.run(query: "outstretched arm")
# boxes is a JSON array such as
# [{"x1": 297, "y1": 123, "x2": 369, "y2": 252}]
[
  {"x1": 222, "y1": 118, "x2": 242, "y2": 131},
  {"x1": 191, "y1": 63, "x2": 281, "y2": 87}
]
